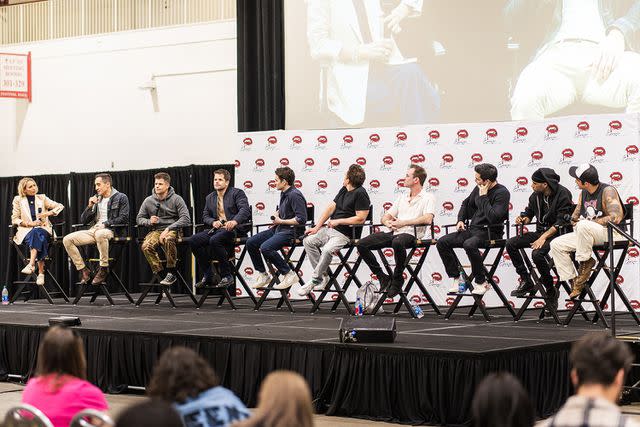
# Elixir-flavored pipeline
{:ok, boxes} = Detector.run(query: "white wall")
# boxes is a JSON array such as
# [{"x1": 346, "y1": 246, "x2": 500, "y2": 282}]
[{"x1": 0, "y1": 20, "x2": 238, "y2": 177}]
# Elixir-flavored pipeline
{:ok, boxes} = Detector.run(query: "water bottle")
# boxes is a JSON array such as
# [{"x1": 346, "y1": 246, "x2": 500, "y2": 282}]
[
  {"x1": 410, "y1": 300, "x2": 424, "y2": 318},
  {"x1": 2, "y1": 286, "x2": 9, "y2": 305},
  {"x1": 458, "y1": 267, "x2": 467, "y2": 293},
  {"x1": 355, "y1": 296, "x2": 363, "y2": 316}
]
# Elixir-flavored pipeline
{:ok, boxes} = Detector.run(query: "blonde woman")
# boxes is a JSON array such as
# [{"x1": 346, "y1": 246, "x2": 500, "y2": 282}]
[
  {"x1": 232, "y1": 371, "x2": 314, "y2": 427},
  {"x1": 11, "y1": 177, "x2": 64, "y2": 285}
]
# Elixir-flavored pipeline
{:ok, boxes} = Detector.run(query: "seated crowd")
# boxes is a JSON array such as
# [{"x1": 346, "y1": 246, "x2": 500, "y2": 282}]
[
  {"x1": 2, "y1": 327, "x2": 636, "y2": 427},
  {"x1": 10, "y1": 161, "x2": 626, "y2": 310}
]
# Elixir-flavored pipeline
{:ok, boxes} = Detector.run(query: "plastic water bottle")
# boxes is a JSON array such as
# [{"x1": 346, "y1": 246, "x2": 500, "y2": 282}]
[
  {"x1": 458, "y1": 267, "x2": 467, "y2": 293},
  {"x1": 355, "y1": 297, "x2": 364, "y2": 316},
  {"x1": 410, "y1": 300, "x2": 424, "y2": 318},
  {"x1": 2, "y1": 286, "x2": 9, "y2": 305}
]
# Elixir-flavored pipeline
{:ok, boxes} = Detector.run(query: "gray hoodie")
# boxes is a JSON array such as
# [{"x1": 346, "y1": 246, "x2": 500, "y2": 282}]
[{"x1": 136, "y1": 186, "x2": 191, "y2": 231}]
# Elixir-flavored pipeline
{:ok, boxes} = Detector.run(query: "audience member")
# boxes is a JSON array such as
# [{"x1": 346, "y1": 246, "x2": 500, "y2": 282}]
[
  {"x1": 472, "y1": 372, "x2": 534, "y2": 427},
  {"x1": 115, "y1": 400, "x2": 183, "y2": 427},
  {"x1": 147, "y1": 346, "x2": 249, "y2": 427},
  {"x1": 20, "y1": 326, "x2": 108, "y2": 427},
  {"x1": 538, "y1": 332, "x2": 637, "y2": 426},
  {"x1": 232, "y1": 371, "x2": 314, "y2": 427}
]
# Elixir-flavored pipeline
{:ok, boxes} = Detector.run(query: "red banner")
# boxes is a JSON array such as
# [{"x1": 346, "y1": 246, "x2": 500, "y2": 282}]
[{"x1": 0, "y1": 52, "x2": 32, "y2": 102}]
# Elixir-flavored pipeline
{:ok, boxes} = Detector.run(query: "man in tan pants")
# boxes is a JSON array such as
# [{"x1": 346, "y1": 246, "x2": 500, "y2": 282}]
[
  {"x1": 63, "y1": 173, "x2": 130, "y2": 285},
  {"x1": 549, "y1": 164, "x2": 625, "y2": 298}
]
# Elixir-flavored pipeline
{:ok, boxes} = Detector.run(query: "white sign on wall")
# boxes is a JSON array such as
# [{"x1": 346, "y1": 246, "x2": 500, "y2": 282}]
[{"x1": 0, "y1": 52, "x2": 31, "y2": 102}]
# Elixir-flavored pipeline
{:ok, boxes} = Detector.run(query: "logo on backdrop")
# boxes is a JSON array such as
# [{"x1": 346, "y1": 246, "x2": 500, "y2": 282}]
[
  {"x1": 253, "y1": 158, "x2": 266, "y2": 172},
  {"x1": 428, "y1": 272, "x2": 443, "y2": 286},
  {"x1": 355, "y1": 156, "x2": 366, "y2": 166},
  {"x1": 316, "y1": 179, "x2": 328, "y2": 194},
  {"x1": 294, "y1": 180, "x2": 303, "y2": 189},
  {"x1": 591, "y1": 147, "x2": 607, "y2": 163},
  {"x1": 608, "y1": 120, "x2": 623, "y2": 136},
  {"x1": 395, "y1": 131, "x2": 408, "y2": 147},
  {"x1": 368, "y1": 133, "x2": 381, "y2": 148},
  {"x1": 410, "y1": 153, "x2": 426, "y2": 164},
  {"x1": 341, "y1": 134, "x2": 354, "y2": 149},
  {"x1": 266, "y1": 179, "x2": 278, "y2": 193},
  {"x1": 484, "y1": 128, "x2": 498, "y2": 144},
  {"x1": 426, "y1": 129, "x2": 440, "y2": 145},
  {"x1": 513, "y1": 176, "x2": 529, "y2": 192},
  {"x1": 440, "y1": 153, "x2": 454, "y2": 169},
  {"x1": 575, "y1": 121, "x2": 590, "y2": 138},
  {"x1": 559, "y1": 148, "x2": 574, "y2": 164},
  {"x1": 254, "y1": 202, "x2": 266, "y2": 217},
  {"x1": 498, "y1": 152, "x2": 513, "y2": 168},
  {"x1": 380, "y1": 155, "x2": 394, "y2": 171},
  {"x1": 279, "y1": 157, "x2": 290, "y2": 167},
  {"x1": 440, "y1": 201, "x2": 456, "y2": 216},
  {"x1": 544, "y1": 124, "x2": 559, "y2": 141},
  {"x1": 609, "y1": 171, "x2": 623, "y2": 187},
  {"x1": 265, "y1": 135, "x2": 278, "y2": 150},
  {"x1": 455, "y1": 129, "x2": 469, "y2": 145},
  {"x1": 303, "y1": 157, "x2": 315, "y2": 171},
  {"x1": 455, "y1": 177, "x2": 469, "y2": 193},
  {"x1": 528, "y1": 151, "x2": 544, "y2": 167},
  {"x1": 627, "y1": 247, "x2": 639, "y2": 264},
  {"x1": 424, "y1": 177, "x2": 440, "y2": 193},
  {"x1": 328, "y1": 157, "x2": 341, "y2": 172},
  {"x1": 234, "y1": 159, "x2": 241, "y2": 168},
  {"x1": 368, "y1": 179, "x2": 381, "y2": 194},
  {"x1": 290, "y1": 135, "x2": 303, "y2": 149},
  {"x1": 468, "y1": 153, "x2": 483, "y2": 168},
  {"x1": 624, "y1": 145, "x2": 639, "y2": 161},
  {"x1": 242, "y1": 137, "x2": 254, "y2": 151},
  {"x1": 513, "y1": 126, "x2": 528, "y2": 144},
  {"x1": 626, "y1": 196, "x2": 639, "y2": 207},
  {"x1": 315, "y1": 135, "x2": 328, "y2": 150}
]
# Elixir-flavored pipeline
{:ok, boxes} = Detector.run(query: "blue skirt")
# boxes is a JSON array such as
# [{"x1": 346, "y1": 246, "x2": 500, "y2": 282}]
[{"x1": 24, "y1": 228, "x2": 51, "y2": 261}]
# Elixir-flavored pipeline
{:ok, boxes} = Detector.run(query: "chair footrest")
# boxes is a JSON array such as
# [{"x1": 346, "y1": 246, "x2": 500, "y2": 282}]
[
  {"x1": 139, "y1": 282, "x2": 166, "y2": 287},
  {"x1": 516, "y1": 295, "x2": 551, "y2": 300},
  {"x1": 13, "y1": 281, "x2": 36, "y2": 285},
  {"x1": 566, "y1": 298, "x2": 599, "y2": 303}
]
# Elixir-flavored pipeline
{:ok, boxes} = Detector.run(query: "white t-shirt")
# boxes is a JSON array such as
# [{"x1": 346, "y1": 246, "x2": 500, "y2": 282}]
[
  {"x1": 386, "y1": 190, "x2": 436, "y2": 238},
  {"x1": 553, "y1": 0, "x2": 606, "y2": 44},
  {"x1": 96, "y1": 196, "x2": 110, "y2": 225}
]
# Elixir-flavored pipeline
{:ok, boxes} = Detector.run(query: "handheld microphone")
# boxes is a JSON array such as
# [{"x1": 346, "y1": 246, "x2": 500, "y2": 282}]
[
  {"x1": 270, "y1": 215, "x2": 276, "y2": 220},
  {"x1": 155, "y1": 202, "x2": 161, "y2": 216}
]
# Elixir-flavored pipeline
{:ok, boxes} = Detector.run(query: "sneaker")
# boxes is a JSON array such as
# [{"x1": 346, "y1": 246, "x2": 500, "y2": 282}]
[
  {"x1": 298, "y1": 281, "x2": 317, "y2": 296},
  {"x1": 160, "y1": 273, "x2": 177, "y2": 286},
  {"x1": 471, "y1": 281, "x2": 491, "y2": 296},
  {"x1": 216, "y1": 275, "x2": 234, "y2": 288},
  {"x1": 273, "y1": 271, "x2": 299, "y2": 290},
  {"x1": 447, "y1": 277, "x2": 465, "y2": 293},
  {"x1": 21, "y1": 264, "x2": 35, "y2": 275},
  {"x1": 510, "y1": 276, "x2": 534, "y2": 297},
  {"x1": 91, "y1": 267, "x2": 109, "y2": 285},
  {"x1": 377, "y1": 273, "x2": 391, "y2": 291},
  {"x1": 545, "y1": 287, "x2": 559, "y2": 313},
  {"x1": 36, "y1": 273, "x2": 45, "y2": 286},
  {"x1": 196, "y1": 276, "x2": 214, "y2": 289},
  {"x1": 251, "y1": 272, "x2": 272, "y2": 289},
  {"x1": 313, "y1": 275, "x2": 330, "y2": 291}
]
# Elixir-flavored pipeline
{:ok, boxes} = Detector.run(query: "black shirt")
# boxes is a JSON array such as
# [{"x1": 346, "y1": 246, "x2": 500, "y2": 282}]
[
  {"x1": 331, "y1": 186, "x2": 371, "y2": 238},
  {"x1": 277, "y1": 186, "x2": 308, "y2": 234},
  {"x1": 458, "y1": 183, "x2": 511, "y2": 235}
]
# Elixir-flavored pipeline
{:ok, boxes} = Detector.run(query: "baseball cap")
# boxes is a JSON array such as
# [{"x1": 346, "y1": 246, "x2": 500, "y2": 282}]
[{"x1": 569, "y1": 163, "x2": 599, "y2": 183}]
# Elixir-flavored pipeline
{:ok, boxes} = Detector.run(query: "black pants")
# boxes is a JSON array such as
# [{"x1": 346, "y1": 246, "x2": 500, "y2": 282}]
[
  {"x1": 505, "y1": 231, "x2": 553, "y2": 287},
  {"x1": 436, "y1": 230, "x2": 490, "y2": 284},
  {"x1": 189, "y1": 229, "x2": 236, "y2": 278},
  {"x1": 356, "y1": 232, "x2": 416, "y2": 280}
]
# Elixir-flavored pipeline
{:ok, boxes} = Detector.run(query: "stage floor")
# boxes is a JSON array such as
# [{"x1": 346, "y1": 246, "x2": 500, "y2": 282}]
[{"x1": 2, "y1": 295, "x2": 640, "y2": 426}]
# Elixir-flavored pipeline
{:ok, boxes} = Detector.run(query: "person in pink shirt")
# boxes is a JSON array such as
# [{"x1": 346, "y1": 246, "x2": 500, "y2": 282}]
[{"x1": 21, "y1": 326, "x2": 108, "y2": 427}]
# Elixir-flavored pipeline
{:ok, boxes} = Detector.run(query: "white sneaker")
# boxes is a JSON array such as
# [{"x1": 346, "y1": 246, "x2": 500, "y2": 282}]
[
  {"x1": 298, "y1": 281, "x2": 316, "y2": 296},
  {"x1": 471, "y1": 281, "x2": 491, "y2": 296},
  {"x1": 21, "y1": 264, "x2": 35, "y2": 275},
  {"x1": 447, "y1": 277, "x2": 465, "y2": 293},
  {"x1": 273, "y1": 271, "x2": 299, "y2": 290},
  {"x1": 36, "y1": 274, "x2": 45, "y2": 286},
  {"x1": 251, "y1": 272, "x2": 272, "y2": 289},
  {"x1": 313, "y1": 275, "x2": 330, "y2": 291}
]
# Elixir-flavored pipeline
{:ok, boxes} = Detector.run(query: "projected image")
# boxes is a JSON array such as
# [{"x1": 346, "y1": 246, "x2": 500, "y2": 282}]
[{"x1": 285, "y1": 0, "x2": 640, "y2": 129}]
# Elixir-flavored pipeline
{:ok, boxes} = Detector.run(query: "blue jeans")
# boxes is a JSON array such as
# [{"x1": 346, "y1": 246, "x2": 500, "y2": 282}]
[{"x1": 246, "y1": 228, "x2": 293, "y2": 275}]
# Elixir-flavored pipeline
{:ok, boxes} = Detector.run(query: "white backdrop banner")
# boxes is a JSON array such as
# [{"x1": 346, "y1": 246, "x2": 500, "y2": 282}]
[{"x1": 236, "y1": 114, "x2": 640, "y2": 310}]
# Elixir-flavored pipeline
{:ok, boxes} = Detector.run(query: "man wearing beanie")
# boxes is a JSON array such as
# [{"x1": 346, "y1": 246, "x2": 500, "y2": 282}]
[
  {"x1": 550, "y1": 164, "x2": 626, "y2": 298},
  {"x1": 506, "y1": 168, "x2": 573, "y2": 311}
]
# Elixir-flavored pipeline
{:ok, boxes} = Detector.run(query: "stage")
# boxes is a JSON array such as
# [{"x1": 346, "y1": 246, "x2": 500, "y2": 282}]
[{"x1": 1, "y1": 296, "x2": 639, "y2": 426}]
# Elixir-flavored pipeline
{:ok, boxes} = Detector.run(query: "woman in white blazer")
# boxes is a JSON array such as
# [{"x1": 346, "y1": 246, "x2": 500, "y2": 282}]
[{"x1": 11, "y1": 177, "x2": 64, "y2": 285}]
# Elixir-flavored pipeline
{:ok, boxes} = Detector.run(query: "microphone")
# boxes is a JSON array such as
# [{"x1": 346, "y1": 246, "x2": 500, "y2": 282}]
[
  {"x1": 155, "y1": 202, "x2": 161, "y2": 216},
  {"x1": 208, "y1": 219, "x2": 226, "y2": 234}
]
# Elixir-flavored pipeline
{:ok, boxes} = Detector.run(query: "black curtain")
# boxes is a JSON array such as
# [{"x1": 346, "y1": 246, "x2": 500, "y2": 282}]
[
  {"x1": 0, "y1": 177, "x2": 20, "y2": 287},
  {"x1": 237, "y1": 0, "x2": 285, "y2": 132}
]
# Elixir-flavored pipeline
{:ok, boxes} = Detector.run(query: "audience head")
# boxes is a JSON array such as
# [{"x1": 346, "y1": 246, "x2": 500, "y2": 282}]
[
  {"x1": 214, "y1": 168, "x2": 231, "y2": 192},
  {"x1": 17, "y1": 178, "x2": 38, "y2": 197},
  {"x1": 471, "y1": 372, "x2": 534, "y2": 427},
  {"x1": 406, "y1": 164, "x2": 427, "y2": 188},
  {"x1": 345, "y1": 164, "x2": 366, "y2": 188},
  {"x1": 94, "y1": 173, "x2": 113, "y2": 196},
  {"x1": 154, "y1": 172, "x2": 171, "y2": 196},
  {"x1": 233, "y1": 371, "x2": 313, "y2": 427},
  {"x1": 274, "y1": 167, "x2": 295, "y2": 190},
  {"x1": 35, "y1": 326, "x2": 86, "y2": 390},
  {"x1": 115, "y1": 399, "x2": 183, "y2": 427},
  {"x1": 474, "y1": 163, "x2": 498, "y2": 184},
  {"x1": 147, "y1": 346, "x2": 220, "y2": 404},
  {"x1": 569, "y1": 163, "x2": 599, "y2": 189},
  {"x1": 570, "y1": 332, "x2": 633, "y2": 403}
]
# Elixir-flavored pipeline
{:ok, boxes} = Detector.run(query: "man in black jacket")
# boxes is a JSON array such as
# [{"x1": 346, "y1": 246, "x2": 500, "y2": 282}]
[
  {"x1": 63, "y1": 173, "x2": 130, "y2": 285},
  {"x1": 189, "y1": 169, "x2": 251, "y2": 288},
  {"x1": 507, "y1": 168, "x2": 574, "y2": 308},
  {"x1": 436, "y1": 164, "x2": 510, "y2": 296}
]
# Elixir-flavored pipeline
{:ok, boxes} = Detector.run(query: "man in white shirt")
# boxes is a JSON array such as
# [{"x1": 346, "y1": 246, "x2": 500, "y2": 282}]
[
  {"x1": 505, "y1": 0, "x2": 640, "y2": 119},
  {"x1": 356, "y1": 164, "x2": 435, "y2": 298},
  {"x1": 537, "y1": 332, "x2": 638, "y2": 427}
]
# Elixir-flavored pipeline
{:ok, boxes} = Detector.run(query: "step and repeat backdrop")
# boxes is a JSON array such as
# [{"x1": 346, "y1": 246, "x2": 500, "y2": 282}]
[{"x1": 236, "y1": 114, "x2": 640, "y2": 310}]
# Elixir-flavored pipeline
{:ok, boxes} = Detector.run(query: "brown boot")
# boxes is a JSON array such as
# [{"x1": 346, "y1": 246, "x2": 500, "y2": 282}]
[
  {"x1": 79, "y1": 267, "x2": 92, "y2": 284},
  {"x1": 570, "y1": 258, "x2": 596, "y2": 298},
  {"x1": 92, "y1": 267, "x2": 109, "y2": 285}
]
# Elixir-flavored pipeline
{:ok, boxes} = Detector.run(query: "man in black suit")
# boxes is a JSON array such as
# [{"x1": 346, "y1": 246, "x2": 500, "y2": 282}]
[{"x1": 189, "y1": 169, "x2": 251, "y2": 288}]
